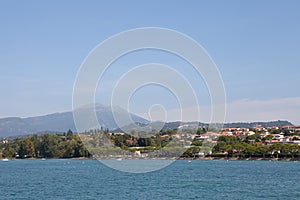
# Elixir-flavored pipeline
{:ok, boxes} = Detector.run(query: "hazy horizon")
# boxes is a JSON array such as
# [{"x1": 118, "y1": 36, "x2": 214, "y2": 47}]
[{"x1": 0, "y1": 102, "x2": 298, "y2": 126}]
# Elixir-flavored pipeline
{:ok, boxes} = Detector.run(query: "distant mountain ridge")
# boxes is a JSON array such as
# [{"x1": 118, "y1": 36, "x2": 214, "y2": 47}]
[
  {"x1": 113, "y1": 120, "x2": 294, "y2": 132},
  {"x1": 222, "y1": 120, "x2": 294, "y2": 129},
  {"x1": 0, "y1": 105, "x2": 294, "y2": 138},
  {"x1": 0, "y1": 104, "x2": 149, "y2": 137}
]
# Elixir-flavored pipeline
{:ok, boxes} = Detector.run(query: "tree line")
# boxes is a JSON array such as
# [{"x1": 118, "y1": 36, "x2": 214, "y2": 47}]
[
  {"x1": 210, "y1": 136, "x2": 300, "y2": 159},
  {"x1": 1, "y1": 129, "x2": 300, "y2": 159},
  {"x1": 0, "y1": 130, "x2": 90, "y2": 159}
]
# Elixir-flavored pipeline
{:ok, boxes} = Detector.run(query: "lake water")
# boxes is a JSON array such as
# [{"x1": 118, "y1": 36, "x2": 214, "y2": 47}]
[{"x1": 0, "y1": 159, "x2": 299, "y2": 199}]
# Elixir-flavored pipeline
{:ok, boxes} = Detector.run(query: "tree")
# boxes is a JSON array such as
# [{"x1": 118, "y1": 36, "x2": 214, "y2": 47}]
[
  {"x1": 269, "y1": 129, "x2": 280, "y2": 135},
  {"x1": 258, "y1": 145, "x2": 269, "y2": 158},
  {"x1": 25, "y1": 138, "x2": 35, "y2": 157},
  {"x1": 213, "y1": 141, "x2": 226, "y2": 152},
  {"x1": 137, "y1": 137, "x2": 156, "y2": 147},
  {"x1": 270, "y1": 144, "x2": 284, "y2": 158},
  {"x1": 2, "y1": 144, "x2": 16, "y2": 158},
  {"x1": 40, "y1": 134, "x2": 59, "y2": 158},
  {"x1": 246, "y1": 133, "x2": 261, "y2": 142},
  {"x1": 245, "y1": 144, "x2": 256, "y2": 158},
  {"x1": 191, "y1": 140, "x2": 203, "y2": 146},
  {"x1": 264, "y1": 135, "x2": 273, "y2": 141},
  {"x1": 284, "y1": 144, "x2": 300, "y2": 159},
  {"x1": 31, "y1": 135, "x2": 41, "y2": 157},
  {"x1": 18, "y1": 138, "x2": 35, "y2": 158},
  {"x1": 66, "y1": 129, "x2": 74, "y2": 140},
  {"x1": 196, "y1": 128, "x2": 206, "y2": 135},
  {"x1": 222, "y1": 145, "x2": 233, "y2": 157},
  {"x1": 234, "y1": 142, "x2": 248, "y2": 158},
  {"x1": 218, "y1": 136, "x2": 239, "y2": 145},
  {"x1": 63, "y1": 136, "x2": 86, "y2": 158}
]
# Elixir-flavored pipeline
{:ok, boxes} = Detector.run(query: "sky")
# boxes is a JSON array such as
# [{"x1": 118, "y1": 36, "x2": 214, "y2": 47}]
[{"x1": 0, "y1": 0, "x2": 300, "y2": 124}]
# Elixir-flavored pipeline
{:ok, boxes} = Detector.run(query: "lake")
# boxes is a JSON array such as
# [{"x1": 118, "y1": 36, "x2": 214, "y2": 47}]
[{"x1": 0, "y1": 159, "x2": 299, "y2": 199}]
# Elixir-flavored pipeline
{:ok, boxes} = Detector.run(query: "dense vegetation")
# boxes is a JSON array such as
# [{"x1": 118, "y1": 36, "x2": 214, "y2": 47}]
[
  {"x1": 0, "y1": 130, "x2": 90, "y2": 159},
  {"x1": 211, "y1": 136, "x2": 300, "y2": 159}
]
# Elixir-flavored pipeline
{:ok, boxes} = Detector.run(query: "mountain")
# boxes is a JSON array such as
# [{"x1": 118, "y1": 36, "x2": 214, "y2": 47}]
[
  {"x1": 0, "y1": 106, "x2": 294, "y2": 138},
  {"x1": 222, "y1": 120, "x2": 294, "y2": 129},
  {"x1": 0, "y1": 104, "x2": 149, "y2": 137}
]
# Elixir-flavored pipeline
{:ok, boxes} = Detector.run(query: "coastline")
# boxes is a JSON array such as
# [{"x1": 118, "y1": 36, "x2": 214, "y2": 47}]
[
  {"x1": 179, "y1": 157, "x2": 300, "y2": 162},
  {"x1": 3, "y1": 156, "x2": 300, "y2": 162}
]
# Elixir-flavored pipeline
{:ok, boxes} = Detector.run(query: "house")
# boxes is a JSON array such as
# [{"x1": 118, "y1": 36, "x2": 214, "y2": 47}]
[
  {"x1": 195, "y1": 132, "x2": 220, "y2": 141},
  {"x1": 260, "y1": 131, "x2": 270, "y2": 138},
  {"x1": 1, "y1": 139, "x2": 8, "y2": 144},
  {"x1": 272, "y1": 134, "x2": 284, "y2": 140},
  {"x1": 245, "y1": 131, "x2": 255, "y2": 136},
  {"x1": 282, "y1": 126, "x2": 300, "y2": 133}
]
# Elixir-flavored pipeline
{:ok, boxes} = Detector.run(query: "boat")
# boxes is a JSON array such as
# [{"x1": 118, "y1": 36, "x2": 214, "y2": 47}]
[
  {"x1": 116, "y1": 158, "x2": 122, "y2": 161},
  {"x1": 41, "y1": 158, "x2": 46, "y2": 161},
  {"x1": 2, "y1": 158, "x2": 9, "y2": 162}
]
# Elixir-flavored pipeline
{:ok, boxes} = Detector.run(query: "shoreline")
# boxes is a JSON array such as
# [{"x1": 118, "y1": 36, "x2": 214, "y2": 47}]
[
  {"x1": 179, "y1": 157, "x2": 300, "y2": 161},
  {"x1": 3, "y1": 157, "x2": 300, "y2": 162}
]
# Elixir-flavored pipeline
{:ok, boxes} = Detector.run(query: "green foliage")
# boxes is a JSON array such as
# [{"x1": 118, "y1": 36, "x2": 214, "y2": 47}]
[
  {"x1": 137, "y1": 137, "x2": 156, "y2": 147},
  {"x1": 191, "y1": 140, "x2": 203, "y2": 146},
  {"x1": 196, "y1": 127, "x2": 206, "y2": 135},
  {"x1": 269, "y1": 129, "x2": 280, "y2": 135},
  {"x1": 246, "y1": 133, "x2": 261, "y2": 142},
  {"x1": 159, "y1": 129, "x2": 178, "y2": 136},
  {"x1": 210, "y1": 135, "x2": 300, "y2": 159},
  {"x1": 1, "y1": 145, "x2": 16, "y2": 158},
  {"x1": 18, "y1": 137, "x2": 35, "y2": 158},
  {"x1": 218, "y1": 136, "x2": 240, "y2": 145},
  {"x1": 264, "y1": 135, "x2": 274, "y2": 141},
  {"x1": 0, "y1": 132, "x2": 90, "y2": 159}
]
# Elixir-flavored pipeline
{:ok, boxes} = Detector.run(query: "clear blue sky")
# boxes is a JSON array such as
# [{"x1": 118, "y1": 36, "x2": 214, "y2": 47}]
[{"x1": 0, "y1": 0, "x2": 300, "y2": 124}]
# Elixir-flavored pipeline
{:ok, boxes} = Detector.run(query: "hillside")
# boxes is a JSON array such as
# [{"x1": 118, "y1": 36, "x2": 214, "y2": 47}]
[{"x1": 0, "y1": 104, "x2": 149, "y2": 137}]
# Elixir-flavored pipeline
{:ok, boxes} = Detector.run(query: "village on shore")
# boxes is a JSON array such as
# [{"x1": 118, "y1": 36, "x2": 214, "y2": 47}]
[{"x1": 1, "y1": 124, "x2": 300, "y2": 161}]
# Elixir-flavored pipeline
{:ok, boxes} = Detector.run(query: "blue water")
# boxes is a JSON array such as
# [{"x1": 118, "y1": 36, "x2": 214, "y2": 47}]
[{"x1": 0, "y1": 159, "x2": 299, "y2": 200}]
